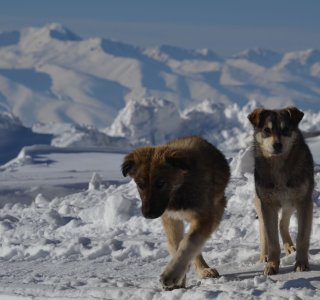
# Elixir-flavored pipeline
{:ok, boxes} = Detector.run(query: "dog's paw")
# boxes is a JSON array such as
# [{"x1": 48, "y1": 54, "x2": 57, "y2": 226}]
[
  {"x1": 198, "y1": 267, "x2": 219, "y2": 279},
  {"x1": 260, "y1": 254, "x2": 268, "y2": 263},
  {"x1": 284, "y1": 244, "x2": 296, "y2": 256},
  {"x1": 264, "y1": 261, "x2": 279, "y2": 275},
  {"x1": 294, "y1": 261, "x2": 310, "y2": 272},
  {"x1": 160, "y1": 270, "x2": 186, "y2": 291}
]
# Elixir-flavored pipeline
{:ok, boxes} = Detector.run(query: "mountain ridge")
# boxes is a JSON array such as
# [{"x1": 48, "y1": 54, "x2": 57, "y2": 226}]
[{"x1": 0, "y1": 23, "x2": 319, "y2": 127}]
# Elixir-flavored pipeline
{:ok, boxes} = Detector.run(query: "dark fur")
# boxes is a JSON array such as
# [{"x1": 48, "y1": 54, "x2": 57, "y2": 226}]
[{"x1": 248, "y1": 107, "x2": 314, "y2": 275}]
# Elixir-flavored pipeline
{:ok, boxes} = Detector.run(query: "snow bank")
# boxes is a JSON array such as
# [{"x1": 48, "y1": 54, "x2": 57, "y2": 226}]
[
  {"x1": 181, "y1": 99, "x2": 255, "y2": 151},
  {"x1": 106, "y1": 98, "x2": 182, "y2": 145},
  {"x1": 0, "y1": 178, "x2": 145, "y2": 261},
  {"x1": 33, "y1": 122, "x2": 130, "y2": 149},
  {"x1": 106, "y1": 98, "x2": 320, "y2": 153},
  {"x1": 106, "y1": 97, "x2": 252, "y2": 151}
]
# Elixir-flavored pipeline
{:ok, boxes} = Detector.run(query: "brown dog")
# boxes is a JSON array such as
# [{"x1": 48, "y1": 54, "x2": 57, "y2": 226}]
[
  {"x1": 122, "y1": 136, "x2": 230, "y2": 290},
  {"x1": 248, "y1": 107, "x2": 314, "y2": 275}
]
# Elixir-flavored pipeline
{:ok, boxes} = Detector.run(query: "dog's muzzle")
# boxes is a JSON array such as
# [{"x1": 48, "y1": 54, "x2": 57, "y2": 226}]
[{"x1": 273, "y1": 142, "x2": 282, "y2": 154}]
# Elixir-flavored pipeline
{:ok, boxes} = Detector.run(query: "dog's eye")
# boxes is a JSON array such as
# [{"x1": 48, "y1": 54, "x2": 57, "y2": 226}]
[
  {"x1": 281, "y1": 127, "x2": 290, "y2": 136},
  {"x1": 155, "y1": 180, "x2": 166, "y2": 189},
  {"x1": 263, "y1": 127, "x2": 271, "y2": 135}
]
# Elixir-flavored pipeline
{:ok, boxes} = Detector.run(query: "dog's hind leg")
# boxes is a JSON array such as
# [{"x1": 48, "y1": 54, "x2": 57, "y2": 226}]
[
  {"x1": 279, "y1": 207, "x2": 296, "y2": 256},
  {"x1": 255, "y1": 196, "x2": 268, "y2": 262},
  {"x1": 194, "y1": 253, "x2": 219, "y2": 279},
  {"x1": 294, "y1": 198, "x2": 313, "y2": 272}
]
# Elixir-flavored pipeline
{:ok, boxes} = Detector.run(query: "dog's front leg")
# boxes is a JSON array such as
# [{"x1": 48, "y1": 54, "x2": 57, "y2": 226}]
[
  {"x1": 160, "y1": 219, "x2": 213, "y2": 290},
  {"x1": 194, "y1": 253, "x2": 219, "y2": 278},
  {"x1": 255, "y1": 196, "x2": 268, "y2": 262},
  {"x1": 261, "y1": 201, "x2": 280, "y2": 275},
  {"x1": 161, "y1": 213, "x2": 186, "y2": 289},
  {"x1": 294, "y1": 199, "x2": 313, "y2": 272}
]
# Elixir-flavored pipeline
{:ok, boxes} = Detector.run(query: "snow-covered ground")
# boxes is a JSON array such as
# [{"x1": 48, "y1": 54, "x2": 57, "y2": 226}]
[{"x1": 0, "y1": 133, "x2": 319, "y2": 299}]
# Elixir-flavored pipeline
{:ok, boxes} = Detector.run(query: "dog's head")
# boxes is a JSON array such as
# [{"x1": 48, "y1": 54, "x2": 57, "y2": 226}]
[
  {"x1": 121, "y1": 146, "x2": 191, "y2": 219},
  {"x1": 248, "y1": 106, "x2": 304, "y2": 157}
]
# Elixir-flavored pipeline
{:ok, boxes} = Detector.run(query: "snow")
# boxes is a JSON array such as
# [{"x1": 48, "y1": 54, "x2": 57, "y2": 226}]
[
  {"x1": 106, "y1": 98, "x2": 183, "y2": 145},
  {"x1": 0, "y1": 116, "x2": 319, "y2": 299},
  {"x1": 0, "y1": 22, "x2": 320, "y2": 299},
  {"x1": 106, "y1": 98, "x2": 320, "y2": 153},
  {"x1": 0, "y1": 146, "x2": 126, "y2": 190},
  {"x1": 0, "y1": 147, "x2": 319, "y2": 299}
]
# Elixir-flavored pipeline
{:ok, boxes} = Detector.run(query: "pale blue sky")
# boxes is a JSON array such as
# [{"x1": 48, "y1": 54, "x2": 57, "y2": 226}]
[{"x1": 0, "y1": 0, "x2": 319, "y2": 56}]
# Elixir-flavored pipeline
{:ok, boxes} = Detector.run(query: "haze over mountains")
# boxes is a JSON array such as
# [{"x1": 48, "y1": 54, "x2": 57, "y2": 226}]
[{"x1": 0, "y1": 23, "x2": 319, "y2": 128}]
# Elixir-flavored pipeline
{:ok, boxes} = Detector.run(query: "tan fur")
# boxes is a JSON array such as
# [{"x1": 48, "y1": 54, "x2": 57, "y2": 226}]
[
  {"x1": 248, "y1": 107, "x2": 314, "y2": 275},
  {"x1": 122, "y1": 136, "x2": 230, "y2": 290}
]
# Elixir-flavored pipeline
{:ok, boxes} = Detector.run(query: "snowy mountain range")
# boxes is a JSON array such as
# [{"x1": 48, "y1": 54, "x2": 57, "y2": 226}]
[{"x1": 0, "y1": 23, "x2": 319, "y2": 128}]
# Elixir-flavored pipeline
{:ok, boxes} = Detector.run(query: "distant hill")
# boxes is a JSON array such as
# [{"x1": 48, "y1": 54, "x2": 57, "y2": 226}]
[{"x1": 0, "y1": 23, "x2": 319, "y2": 127}]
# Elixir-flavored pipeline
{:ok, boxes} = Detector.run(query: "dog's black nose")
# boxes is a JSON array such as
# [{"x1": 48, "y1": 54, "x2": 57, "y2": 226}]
[
  {"x1": 143, "y1": 211, "x2": 160, "y2": 219},
  {"x1": 273, "y1": 142, "x2": 282, "y2": 153},
  {"x1": 142, "y1": 207, "x2": 160, "y2": 219}
]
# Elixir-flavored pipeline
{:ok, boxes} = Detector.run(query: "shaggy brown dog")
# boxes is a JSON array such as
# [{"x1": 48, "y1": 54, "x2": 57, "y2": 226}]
[
  {"x1": 122, "y1": 136, "x2": 230, "y2": 290},
  {"x1": 248, "y1": 107, "x2": 314, "y2": 275}
]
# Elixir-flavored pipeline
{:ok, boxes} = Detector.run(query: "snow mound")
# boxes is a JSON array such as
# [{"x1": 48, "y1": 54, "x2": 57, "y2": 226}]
[
  {"x1": 107, "y1": 98, "x2": 256, "y2": 151},
  {"x1": 181, "y1": 100, "x2": 255, "y2": 151},
  {"x1": 106, "y1": 98, "x2": 182, "y2": 145},
  {"x1": 104, "y1": 189, "x2": 136, "y2": 228},
  {"x1": 0, "y1": 178, "x2": 141, "y2": 261},
  {"x1": 88, "y1": 172, "x2": 102, "y2": 191}
]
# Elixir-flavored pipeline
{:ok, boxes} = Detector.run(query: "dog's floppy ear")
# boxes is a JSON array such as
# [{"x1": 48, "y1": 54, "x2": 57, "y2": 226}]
[
  {"x1": 247, "y1": 108, "x2": 265, "y2": 127},
  {"x1": 121, "y1": 153, "x2": 135, "y2": 177},
  {"x1": 122, "y1": 147, "x2": 154, "y2": 177},
  {"x1": 165, "y1": 149, "x2": 192, "y2": 171},
  {"x1": 284, "y1": 106, "x2": 304, "y2": 125}
]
